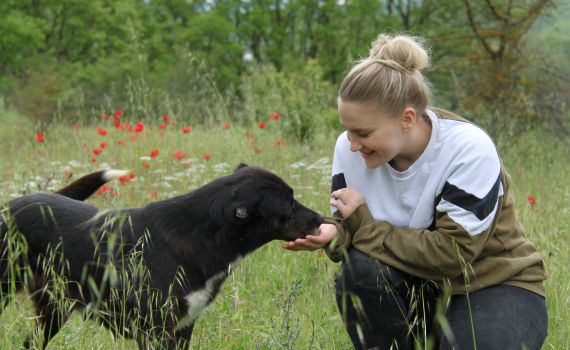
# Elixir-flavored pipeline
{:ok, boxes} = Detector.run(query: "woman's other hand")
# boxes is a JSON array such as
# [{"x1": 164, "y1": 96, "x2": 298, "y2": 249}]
[{"x1": 330, "y1": 188, "x2": 365, "y2": 218}]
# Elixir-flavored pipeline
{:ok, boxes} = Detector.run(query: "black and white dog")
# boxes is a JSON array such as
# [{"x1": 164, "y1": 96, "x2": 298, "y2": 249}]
[{"x1": 0, "y1": 164, "x2": 323, "y2": 349}]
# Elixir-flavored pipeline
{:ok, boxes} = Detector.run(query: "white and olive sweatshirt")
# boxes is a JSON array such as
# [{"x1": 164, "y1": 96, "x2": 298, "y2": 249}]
[{"x1": 325, "y1": 107, "x2": 547, "y2": 296}]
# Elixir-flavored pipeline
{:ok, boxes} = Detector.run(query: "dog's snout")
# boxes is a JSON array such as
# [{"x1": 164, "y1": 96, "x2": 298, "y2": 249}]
[
  {"x1": 304, "y1": 212, "x2": 324, "y2": 235},
  {"x1": 313, "y1": 213, "x2": 324, "y2": 227}
]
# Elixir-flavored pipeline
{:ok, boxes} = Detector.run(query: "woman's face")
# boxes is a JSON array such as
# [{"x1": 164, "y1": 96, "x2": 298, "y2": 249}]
[{"x1": 338, "y1": 99, "x2": 410, "y2": 169}]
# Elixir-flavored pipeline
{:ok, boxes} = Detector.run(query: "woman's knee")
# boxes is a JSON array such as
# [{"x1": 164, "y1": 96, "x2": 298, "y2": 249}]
[
  {"x1": 441, "y1": 285, "x2": 548, "y2": 350},
  {"x1": 334, "y1": 249, "x2": 407, "y2": 294}
]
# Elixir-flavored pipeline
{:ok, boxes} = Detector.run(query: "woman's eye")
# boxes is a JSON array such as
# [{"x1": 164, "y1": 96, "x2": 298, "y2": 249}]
[{"x1": 357, "y1": 132, "x2": 370, "y2": 138}]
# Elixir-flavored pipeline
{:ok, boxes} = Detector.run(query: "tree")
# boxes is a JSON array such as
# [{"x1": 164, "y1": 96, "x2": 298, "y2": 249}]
[{"x1": 460, "y1": 0, "x2": 555, "y2": 135}]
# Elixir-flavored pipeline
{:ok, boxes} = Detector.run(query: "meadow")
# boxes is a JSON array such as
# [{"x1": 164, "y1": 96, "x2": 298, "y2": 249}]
[{"x1": 0, "y1": 107, "x2": 568, "y2": 349}]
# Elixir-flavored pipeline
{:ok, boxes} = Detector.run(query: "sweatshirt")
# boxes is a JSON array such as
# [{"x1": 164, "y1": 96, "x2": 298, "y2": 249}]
[{"x1": 324, "y1": 107, "x2": 547, "y2": 296}]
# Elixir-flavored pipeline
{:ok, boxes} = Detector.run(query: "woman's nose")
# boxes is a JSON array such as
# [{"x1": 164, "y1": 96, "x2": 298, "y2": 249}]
[{"x1": 349, "y1": 137, "x2": 361, "y2": 152}]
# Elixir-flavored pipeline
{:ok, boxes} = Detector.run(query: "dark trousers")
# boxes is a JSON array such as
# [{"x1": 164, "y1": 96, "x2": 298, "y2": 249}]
[{"x1": 335, "y1": 249, "x2": 548, "y2": 350}]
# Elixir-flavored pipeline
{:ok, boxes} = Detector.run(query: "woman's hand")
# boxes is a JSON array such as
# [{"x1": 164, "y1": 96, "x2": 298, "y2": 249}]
[
  {"x1": 282, "y1": 223, "x2": 337, "y2": 251},
  {"x1": 330, "y1": 188, "x2": 365, "y2": 218}
]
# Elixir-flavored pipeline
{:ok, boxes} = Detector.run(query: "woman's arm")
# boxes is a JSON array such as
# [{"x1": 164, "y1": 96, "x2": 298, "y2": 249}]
[{"x1": 331, "y1": 178, "x2": 503, "y2": 281}]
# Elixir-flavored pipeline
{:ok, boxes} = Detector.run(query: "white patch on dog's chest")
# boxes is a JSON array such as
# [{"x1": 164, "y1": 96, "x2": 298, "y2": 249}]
[{"x1": 175, "y1": 256, "x2": 242, "y2": 331}]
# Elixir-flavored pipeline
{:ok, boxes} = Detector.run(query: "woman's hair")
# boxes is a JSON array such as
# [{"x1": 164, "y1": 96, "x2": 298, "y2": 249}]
[{"x1": 338, "y1": 33, "x2": 432, "y2": 115}]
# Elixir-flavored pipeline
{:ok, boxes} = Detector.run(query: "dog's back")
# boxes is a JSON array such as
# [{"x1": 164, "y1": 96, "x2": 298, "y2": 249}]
[
  {"x1": 7, "y1": 193, "x2": 98, "y2": 251},
  {"x1": 1, "y1": 169, "x2": 127, "y2": 308}
]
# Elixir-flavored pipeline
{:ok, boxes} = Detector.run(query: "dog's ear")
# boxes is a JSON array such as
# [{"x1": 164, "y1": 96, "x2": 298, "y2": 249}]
[{"x1": 234, "y1": 163, "x2": 248, "y2": 173}]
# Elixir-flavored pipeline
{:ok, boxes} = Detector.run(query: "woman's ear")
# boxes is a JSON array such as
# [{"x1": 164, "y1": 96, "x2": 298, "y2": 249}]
[{"x1": 400, "y1": 107, "x2": 417, "y2": 132}]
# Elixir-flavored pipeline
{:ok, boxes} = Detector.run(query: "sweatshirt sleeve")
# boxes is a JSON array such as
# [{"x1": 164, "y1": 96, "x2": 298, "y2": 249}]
[{"x1": 347, "y1": 132, "x2": 504, "y2": 281}]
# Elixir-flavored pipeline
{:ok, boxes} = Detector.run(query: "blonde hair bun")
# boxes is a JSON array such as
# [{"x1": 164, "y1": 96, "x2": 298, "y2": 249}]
[
  {"x1": 368, "y1": 34, "x2": 430, "y2": 73},
  {"x1": 339, "y1": 32, "x2": 432, "y2": 113}
]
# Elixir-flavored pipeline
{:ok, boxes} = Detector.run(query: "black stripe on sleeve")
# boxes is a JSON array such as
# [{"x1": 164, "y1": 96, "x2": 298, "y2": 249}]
[
  {"x1": 331, "y1": 173, "x2": 347, "y2": 193},
  {"x1": 439, "y1": 173, "x2": 501, "y2": 220},
  {"x1": 429, "y1": 192, "x2": 444, "y2": 231}
]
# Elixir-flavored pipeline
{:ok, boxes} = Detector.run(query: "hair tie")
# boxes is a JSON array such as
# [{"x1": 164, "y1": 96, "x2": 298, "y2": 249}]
[{"x1": 368, "y1": 58, "x2": 411, "y2": 74}]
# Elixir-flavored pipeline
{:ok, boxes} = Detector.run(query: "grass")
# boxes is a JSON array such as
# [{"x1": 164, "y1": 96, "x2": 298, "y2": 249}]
[{"x1": 0, "y1": 109, "x2": 568, "y2": 349}]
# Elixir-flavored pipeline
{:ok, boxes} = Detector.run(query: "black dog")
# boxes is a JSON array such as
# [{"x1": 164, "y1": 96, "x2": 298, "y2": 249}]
[{"x1": 0, "y1": 164, "x2": 323, "y2": 349}]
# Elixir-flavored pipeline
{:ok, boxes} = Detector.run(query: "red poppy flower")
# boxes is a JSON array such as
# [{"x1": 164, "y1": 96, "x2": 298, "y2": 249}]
[
  {"x1": 182, "y1": 126, "x2": 192, "y2": 133},
  {"x1": 150, "y1": 190, "x2": 159, "y2": 199},
  {"x1": 202, "y1": 153, "x2": 211, "y2": 161},
  {"x1": 113, "y1": 120, "x2": 122, "y2": 129},
  {"x1": 114, "y1": 110, "x2": 123, "y2": 118},
  {"x1": 97, "y1": 185, "x2": 111, "y2": 196},
  {"x1": 129, "y1": 172, "x2": 136, "y2": 179},
  {"x1": 93, "y1": 148, "x2": 103, "y2": 155},
  {"x1": 172, "y1": 150, "x2": 186, "y2": 160},
  {"x1": 36, "y1": 132, "x2": 45, "y2": 142},
  {"x1": 102, "y1": 114, "x2": 109, "y2": 121},
  {"x1": 258, "y1": 122, "x2": 266, "y2": 129},
  {"x1": 97, "y1": 127, "x2": 108, "y2": 136},
  {"x1": 150, "y1": 149, "x2": 159, "y2": 158},
  {"x1": 135, "y1": 122, "x2": 144, "y2": 133},
  {"x1": 119, "y1": 175, "x2": 129, "y2": 185},
  {"x1": 162, "y1": 114, "x2": 171, "y2": 124},
  {"x1": 269, "y1": 112, "x2": 281, "y2": 121},
  {"x1": 222, "y1": 122, "x2": 230, "y2": 129},
  {"x1": 160, "y1": 124, "x2": 166, "y2": 129},
  {"x1": 73, "y1": 124, "x2": 81, "y2": 129},
  {"x1": 274, "y1": 139, "x2": 286, "y2": 146},
  {"x1": 117, "y1": 140, "x2": 127, "y2": 146},
  {"x1": 527, "y1": 196, "x2": 537, "y2": 205},
  {"x1": 100, "y1": 142, "x2": 108, "y2": 148},
  {"x1": 90, "y1": 157, "x2": 97, "y2": 163},
  {"x1": 142, "y1": 162, "x2": 151, "y2": 169}
]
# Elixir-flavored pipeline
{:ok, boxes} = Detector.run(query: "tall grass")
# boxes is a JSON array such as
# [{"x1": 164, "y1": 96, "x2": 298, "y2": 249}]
[{"x1": 0, "y1": 104, "x2": 568, "y2": 349}]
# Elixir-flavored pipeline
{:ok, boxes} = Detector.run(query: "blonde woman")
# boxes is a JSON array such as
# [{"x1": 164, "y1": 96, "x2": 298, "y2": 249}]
[{"x1": 285, "y1": 33, "x2": 548, "y2": 350}]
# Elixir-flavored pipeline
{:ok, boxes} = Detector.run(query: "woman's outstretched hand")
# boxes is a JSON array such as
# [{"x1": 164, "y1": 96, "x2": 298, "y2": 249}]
[
  {"x1": 283, "y1": 188, "x2": 365, "y2": 252},
  {"x1": 330, "y1": 188, "x2": 365, "y2": 218},
  {"x1": 282, "y1": 223, "x2": 337, "y2": 251}
]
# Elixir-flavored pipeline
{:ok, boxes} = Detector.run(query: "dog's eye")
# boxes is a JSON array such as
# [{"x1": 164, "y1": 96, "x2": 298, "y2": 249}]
[{"x1": 288, "y1": 201, "x2": 296, "y2": 218}]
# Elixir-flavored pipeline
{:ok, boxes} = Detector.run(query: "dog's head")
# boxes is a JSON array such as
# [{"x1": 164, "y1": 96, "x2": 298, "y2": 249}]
[{"x1": 226, "y1": 164, "x2": 323, "y2": 245}]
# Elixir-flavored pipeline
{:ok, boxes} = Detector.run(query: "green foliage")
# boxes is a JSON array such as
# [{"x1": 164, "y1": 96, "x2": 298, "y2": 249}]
[
  {"x1": 181, "y1": 12, "x2": 244, "y2": 88},
  {"x1": 240, "y1": 61, "x2": 337, "y2": 142},
  {"x1": 0, "y1": 10, "x2": 43, "y2": 89},
  {"x1": 522, "y1": 0, "x2": 570, "y2": 136},
  {"x1": 0, "y1": 0, "x2": 566, "y2": 138},
  {"x1": 96, "y1": 49, "x2": 235, "y2": 126}
]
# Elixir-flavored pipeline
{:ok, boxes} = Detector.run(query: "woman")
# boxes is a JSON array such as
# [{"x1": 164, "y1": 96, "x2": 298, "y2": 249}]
[{"x1": 284, "y1": 33, "x2": 548, "y2": 350}]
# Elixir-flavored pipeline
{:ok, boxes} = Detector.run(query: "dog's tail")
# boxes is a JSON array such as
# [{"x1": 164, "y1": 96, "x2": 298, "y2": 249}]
[{"x1": 55, "y1": 169, "x2": 129, "y2": 201}]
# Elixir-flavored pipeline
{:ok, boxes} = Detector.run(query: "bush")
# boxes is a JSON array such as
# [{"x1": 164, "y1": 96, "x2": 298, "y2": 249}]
[{"x1": 240, "y1": 61, "x2": 337, "y2": 142}]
